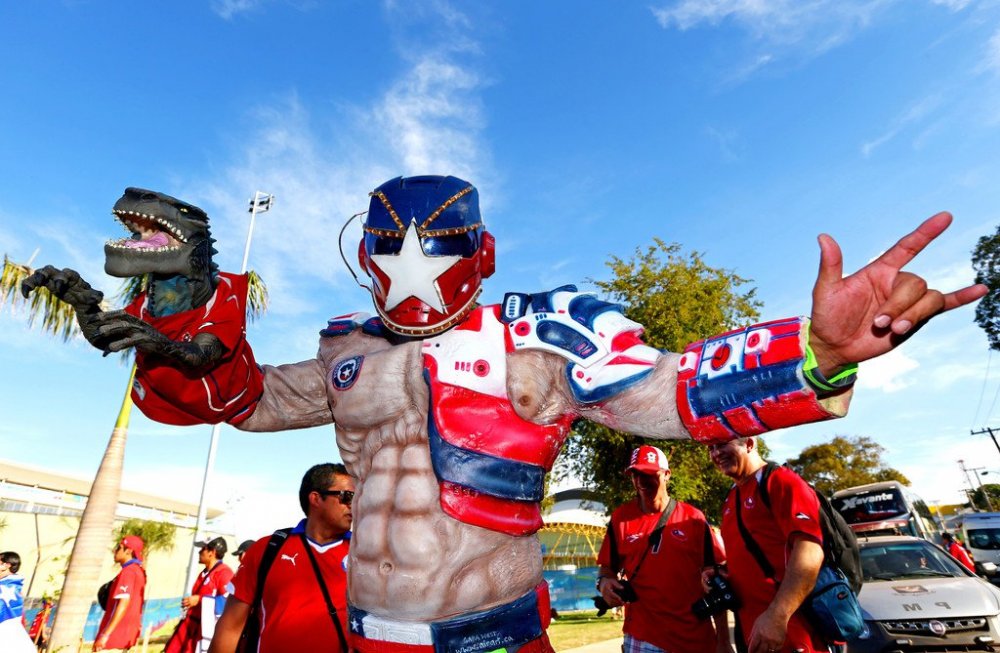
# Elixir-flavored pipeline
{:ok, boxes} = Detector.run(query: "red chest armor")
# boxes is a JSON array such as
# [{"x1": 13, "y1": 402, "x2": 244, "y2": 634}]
[{"x1": 421, "y1": 305, "x2": 573, "y2": 536}]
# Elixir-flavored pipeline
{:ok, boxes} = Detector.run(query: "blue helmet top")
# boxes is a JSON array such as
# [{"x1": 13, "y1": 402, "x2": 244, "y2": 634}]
[{"x1": 365, "y1": 175, "x2": 483, "y2": 257}]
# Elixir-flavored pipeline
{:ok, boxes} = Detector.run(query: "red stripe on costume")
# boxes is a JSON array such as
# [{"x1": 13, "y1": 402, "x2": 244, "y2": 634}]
[
  {"x1": 431, "y1": 383, "x2": 571, "y2": 468},
  {"x1": 754, "y1": 390, "x2": 833, "y2": 430},
  {"x1": 439, "y1": 481, "x2": 543, "y2": 536}
]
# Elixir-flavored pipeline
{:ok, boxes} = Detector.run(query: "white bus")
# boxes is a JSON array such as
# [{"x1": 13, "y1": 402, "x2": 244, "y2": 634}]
[
  {"x1": 958, "y1": 512, "x2": 1000, "y2": 566},
  {"x1": 832, "y1": 481, "x2": 941, "y2": 541}
]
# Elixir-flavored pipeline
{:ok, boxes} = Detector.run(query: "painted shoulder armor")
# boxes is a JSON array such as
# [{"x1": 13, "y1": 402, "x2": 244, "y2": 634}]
[
  {"x1": 319, "y1": 312, "x2": 391, "y2": 340},
  {"x1": 502, "y1": 285, "x2": 659, "y2": 403}
]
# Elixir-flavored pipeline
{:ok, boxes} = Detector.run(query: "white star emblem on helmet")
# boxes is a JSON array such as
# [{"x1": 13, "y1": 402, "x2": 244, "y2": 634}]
[{"x1": 370, "y1": 220, "x2": 463, "y2": 312}]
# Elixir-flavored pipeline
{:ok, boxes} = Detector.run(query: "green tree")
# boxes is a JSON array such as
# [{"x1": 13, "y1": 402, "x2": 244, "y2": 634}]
[
  {"x1": 972, "y1": 225, "x2": 1000, "y2": 351},
  {"x1": 113, "y1": 518, "x2": 177, "y2": 559},
  {"x1": 554, "y1": 239, "x2": 763, "y2": 523},
  {"x1": 971, "y1": 483, "x2": 1000, "y2": 512},
  {"x1": 1, "y1": 252, "x2": 266, "y2": 650},
  {"x1": 785, "y1": 435, "x2": 909, "y2": 497}
]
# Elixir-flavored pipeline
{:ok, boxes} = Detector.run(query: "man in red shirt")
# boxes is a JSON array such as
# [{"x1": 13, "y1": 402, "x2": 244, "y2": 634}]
[
  {"x1": 707, "y1": 437, "x2": 826, "y2": 653},
  {"x1": 94, "y1": 535, "x2": 146, "y2": 652},
  {"x1": 597, "y1": 445, "x2": 733, "y2": 653},
  {"x1": 209, "y1": 463, "x2": 354, "y2": 653},
  {"x1": 165, "y1": 537, "x2": 234, "y2": 653},
  {"x1": 942, "y1": 532, "x2": 976, "y2": 573}
]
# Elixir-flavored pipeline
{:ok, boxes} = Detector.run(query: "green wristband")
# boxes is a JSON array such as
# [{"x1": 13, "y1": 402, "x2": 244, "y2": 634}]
[{"x1": 803, "y1": 341, "x2": 858, "y2": 393}]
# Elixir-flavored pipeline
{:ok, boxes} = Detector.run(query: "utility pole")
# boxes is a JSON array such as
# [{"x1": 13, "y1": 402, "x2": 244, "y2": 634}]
[
  {"x1": 969, "y1": 465, "x2": 996, "y2": 511},
  {"x1": 971, "y1": 427, "x2": 1000, "y2": 458},
  {"x1": 959, "y1": 460, "x2": 982, "y2": 512}
]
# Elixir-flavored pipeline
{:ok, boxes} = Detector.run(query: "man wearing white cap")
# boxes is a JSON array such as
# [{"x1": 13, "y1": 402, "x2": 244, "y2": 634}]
[{"x1": 597, "y1": 445, "x2": 733, "y2": 653}]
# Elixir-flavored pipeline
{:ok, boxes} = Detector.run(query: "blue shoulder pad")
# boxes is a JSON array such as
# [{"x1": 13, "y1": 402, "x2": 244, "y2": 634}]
[
  {"x1": 506, "y1": 286, "x2": 660, "y2": 403},
  {"x1": 320, "y1": 312, "x2": 391, "y2": 339}
]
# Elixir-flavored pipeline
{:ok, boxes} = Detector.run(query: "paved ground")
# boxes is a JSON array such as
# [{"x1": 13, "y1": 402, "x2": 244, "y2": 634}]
[{"x1": 561, "y1": 638, "x2": 624, "y2": 653}]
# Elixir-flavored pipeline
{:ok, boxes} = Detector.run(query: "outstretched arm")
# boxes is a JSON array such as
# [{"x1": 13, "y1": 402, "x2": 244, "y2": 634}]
[
  {"x1": 20, "y1": 265, "x2": 225, "y2": 367},
  {"x1": 809, "y1": 212, "x2": 988, "y2": 375}
]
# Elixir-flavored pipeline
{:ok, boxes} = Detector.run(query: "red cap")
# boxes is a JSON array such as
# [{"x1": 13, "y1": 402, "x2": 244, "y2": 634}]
[
  {"x1": 627, "y1": 445, "x2": 670, "y2": 473},
  {"x1": 121, "y1": 535, "x2": 145, "y2": 560}
]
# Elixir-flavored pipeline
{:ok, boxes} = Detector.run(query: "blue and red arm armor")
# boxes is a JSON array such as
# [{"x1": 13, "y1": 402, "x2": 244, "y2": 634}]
[{"x1": 676, "y1": 317, "x2": 853, "y2": 444}]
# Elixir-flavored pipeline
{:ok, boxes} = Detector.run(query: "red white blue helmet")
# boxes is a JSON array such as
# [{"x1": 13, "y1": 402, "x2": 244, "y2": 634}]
[{"x1": 358, "y1": 175, "x2": 495, "y2": 336}]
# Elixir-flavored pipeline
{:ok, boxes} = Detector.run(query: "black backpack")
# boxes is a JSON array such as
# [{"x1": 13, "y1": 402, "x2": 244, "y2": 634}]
[{"x1": 758, "y1": 462, "x2": 863, "y2": 594}]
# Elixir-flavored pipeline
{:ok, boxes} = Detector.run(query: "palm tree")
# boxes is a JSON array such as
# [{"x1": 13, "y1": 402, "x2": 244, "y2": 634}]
[
  {"x1": 1, "y1": 253, "x2": 267, "y2": 650},
  {"x1": 113, "y1": 518, "x2": 178, "y2": 558}
]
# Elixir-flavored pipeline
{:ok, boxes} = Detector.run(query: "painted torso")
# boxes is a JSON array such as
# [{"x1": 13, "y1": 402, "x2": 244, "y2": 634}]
[{"x1": 322, "y1": 306, "x2": 572, "y2": 621}]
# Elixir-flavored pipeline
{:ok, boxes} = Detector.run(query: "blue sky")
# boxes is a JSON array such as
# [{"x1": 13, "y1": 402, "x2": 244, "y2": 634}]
[{"x1": 2, "y1": 0, "x2": 1000, "y2": 539}]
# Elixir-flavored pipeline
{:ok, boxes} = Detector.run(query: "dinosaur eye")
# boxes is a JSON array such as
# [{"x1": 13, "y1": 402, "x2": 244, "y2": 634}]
[{"x1": 180, "y1": 208, "x2": 189, "y2": 213}]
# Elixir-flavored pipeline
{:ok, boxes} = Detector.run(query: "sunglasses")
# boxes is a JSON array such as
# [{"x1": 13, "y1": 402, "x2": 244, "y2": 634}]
[{"x1": 316, "y1": 489, "x2": 355, "y2": 505}]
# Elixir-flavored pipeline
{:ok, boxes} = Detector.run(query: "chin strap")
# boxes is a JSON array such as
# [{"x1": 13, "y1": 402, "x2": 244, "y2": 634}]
[{"x1": 337, "y1": 210, "x2": 372, "y2": 293}]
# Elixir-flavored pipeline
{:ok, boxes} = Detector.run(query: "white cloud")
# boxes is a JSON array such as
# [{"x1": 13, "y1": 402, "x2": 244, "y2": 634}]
[
  {"x1": 857, "y1": 346, "x2": 920, "y2": 393},
  {"x1": 211, "y1": 0, "x2": 266, "y2": 20},
  {"x1": 931, "y1": 0, "x2": 972, "y2": 11},
  {"x1": 987, "y1": 28, "x2": 1000, "y2": 74},
  {"x1": 650, "y1": 0, "x2": 889, "y2": 52},
  {"x1": 861, "y1": 93, "x2": 943, "y2": 157},
  {"x1": 706, "y1": 125, "x2": 742, "y2": 162},
  {"x1": 187, "y1": 4, "x2": 491, "y2": 319}
]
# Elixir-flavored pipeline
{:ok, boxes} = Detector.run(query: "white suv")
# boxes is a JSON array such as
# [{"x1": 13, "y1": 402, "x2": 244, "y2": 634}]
[{"x1": 850, "y1": 535, "x2": 1000, "y2": 652}]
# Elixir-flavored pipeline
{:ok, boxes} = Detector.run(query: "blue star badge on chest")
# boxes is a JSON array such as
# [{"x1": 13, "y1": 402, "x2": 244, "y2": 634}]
[{"x1": 332, "y1": 356, "x2": 365, "y2": 390}]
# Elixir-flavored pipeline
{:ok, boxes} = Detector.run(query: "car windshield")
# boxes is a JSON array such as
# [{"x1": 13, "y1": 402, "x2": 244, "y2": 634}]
[{"x1": 859, "y1": 540, "x2": 968, "y2": 581}]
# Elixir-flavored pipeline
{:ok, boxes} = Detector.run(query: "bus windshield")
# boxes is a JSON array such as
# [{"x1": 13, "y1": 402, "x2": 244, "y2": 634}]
[
  {"x1": 967, "y1": 527, "x2": 1000, "y2": 551},
  {"x1": 835, "y1": 487, "x2": 908, "y2": 525}
]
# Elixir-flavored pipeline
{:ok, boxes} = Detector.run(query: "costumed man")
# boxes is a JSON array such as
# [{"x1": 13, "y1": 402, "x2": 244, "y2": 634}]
[
  {"x1": 23, "y1": 175, "x2": 988, "y2": 653},
  {"x1": 0, "y1": 552, "x2": 35, "y2": 653},
  {"x1": 942, "y1": 532, "x2": 976, "y2": 573},
  {"x1": 165, "y1": 538, "x2": 233, "y2": 653},
  {"x1": 597, "y1": 445, "x2": 732, "y2": 653},
  {"x1": 209, "y1": 463, "x2": 354, "y2": 653},
  {"x1": 94, "y1": 535, "x2": 147, "y2": 652}
]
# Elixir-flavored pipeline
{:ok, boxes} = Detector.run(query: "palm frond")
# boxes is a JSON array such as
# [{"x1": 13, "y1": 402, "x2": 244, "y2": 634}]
[
  {"x1": 246, "y1": 269, "x2": 269, "y2": 322},
  {"x1": 114, "y1": 274, "x2": 148, "y2": 307},
  {"x1": 1, "y1": 255, "x2": 81, "y2": 341}
]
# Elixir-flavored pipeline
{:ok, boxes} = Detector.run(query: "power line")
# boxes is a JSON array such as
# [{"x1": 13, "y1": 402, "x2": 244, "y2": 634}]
[
  {"x1": 971, "y1": 427, "x2": 1000, "y2": 459},
  {"x1": 972, "y1": 349, "x2": 992, "y2": 429}
]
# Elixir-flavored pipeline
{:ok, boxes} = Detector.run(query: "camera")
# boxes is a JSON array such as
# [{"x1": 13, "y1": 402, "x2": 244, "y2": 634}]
[
  {"x1": 691, "y1": 573, "x2": 739, "y2": 620},
  {"x1": 593, "y1": 579, "x2": 638, "y2": 617}
]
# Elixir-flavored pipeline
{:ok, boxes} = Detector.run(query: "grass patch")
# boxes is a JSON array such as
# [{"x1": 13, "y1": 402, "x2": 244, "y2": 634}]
[{"x1": 548, "y1": 609, "x2": 623, "y2": 651}]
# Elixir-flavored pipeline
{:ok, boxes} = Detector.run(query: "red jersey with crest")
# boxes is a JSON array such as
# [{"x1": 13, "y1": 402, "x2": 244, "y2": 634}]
[
  {"x1": 598, "y1": 500, "x2": 725, "y2": 653},
  {"x1": 125, "y1": 272, "x2": 263, "y2": 426},
  {"x1": 232, "y1": 525, "x2": 350, "y2": 653},
  {"x1": 96, "y1": 560, "x2": 145, "y2": 649},
  {"x1": 720, "y1": 466, "x2": 825, "y2": 652}
]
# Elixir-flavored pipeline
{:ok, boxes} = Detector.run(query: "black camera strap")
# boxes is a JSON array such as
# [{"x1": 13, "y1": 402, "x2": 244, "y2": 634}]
[
  {"x1": 626, "y1": 497, "x2": 676, "y2": 581},
  {"x1": 703, "y1": 521, "x2": 716, "y2": 567},
  {"x1": 300, "y1": 533, "x2": 350, "y2": 652},
  {"x1": 733, "y1": 485, "x2": 777, "y2": 581}
]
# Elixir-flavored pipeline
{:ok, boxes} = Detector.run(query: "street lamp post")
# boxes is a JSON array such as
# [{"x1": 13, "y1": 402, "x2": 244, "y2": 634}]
[{"x1": 184, "y1": 191, "x2": 274, "y2": 590}]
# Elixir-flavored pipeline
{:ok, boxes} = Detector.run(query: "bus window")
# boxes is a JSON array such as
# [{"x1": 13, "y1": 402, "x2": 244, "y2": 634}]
[
  {"x1": 967, "y1": 527, "x2": 1000, "y2": 551},
  {"x1": 833, "y1": 481, "x2": 941, "y2": 543}
]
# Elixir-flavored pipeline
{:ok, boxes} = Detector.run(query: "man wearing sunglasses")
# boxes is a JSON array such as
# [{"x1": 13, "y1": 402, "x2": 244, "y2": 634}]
[{"x1": 210, "y1": 463, "x2": 354, "y2": 653}]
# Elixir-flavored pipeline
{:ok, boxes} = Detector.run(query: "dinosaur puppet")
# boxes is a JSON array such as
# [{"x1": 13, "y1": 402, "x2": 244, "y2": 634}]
[{"x1": 23, "y1": 187, "x2": 262, "y2": 425}]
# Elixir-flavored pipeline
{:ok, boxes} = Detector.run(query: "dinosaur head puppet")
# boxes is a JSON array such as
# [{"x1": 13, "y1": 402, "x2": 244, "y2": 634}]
[
  {"x1": 105, "y1": 187, "x2": 219, "y2": 315},
  {"x1": 106, "y1": 187, "x2": 217, "y2": 280}
]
